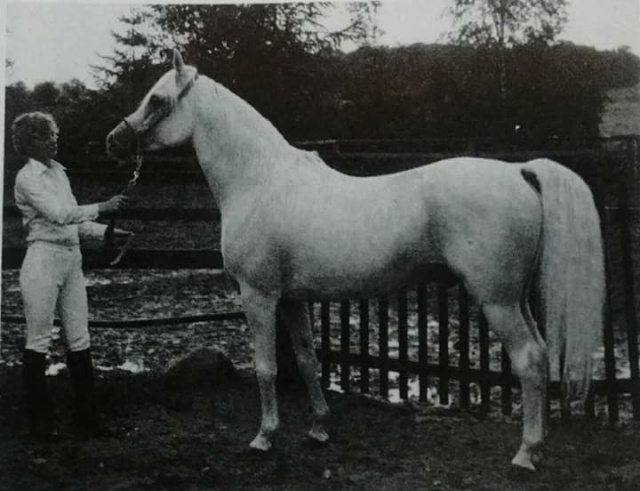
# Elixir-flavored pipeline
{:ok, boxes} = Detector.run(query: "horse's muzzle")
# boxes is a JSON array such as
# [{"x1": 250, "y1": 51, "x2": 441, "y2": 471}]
[{"x1": 106, "y1": 121, "x2": 137, "y2": 162}]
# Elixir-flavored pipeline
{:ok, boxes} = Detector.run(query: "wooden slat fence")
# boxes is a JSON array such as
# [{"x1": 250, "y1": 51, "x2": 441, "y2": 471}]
[{"x1": 2, "y1": 136, "x2": 639, "y2": 423}]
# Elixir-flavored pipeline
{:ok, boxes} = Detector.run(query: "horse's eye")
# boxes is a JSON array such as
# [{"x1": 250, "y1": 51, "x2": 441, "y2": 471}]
[{"x1": 148, "y1": 95, "x2": 163, "y2": 108}]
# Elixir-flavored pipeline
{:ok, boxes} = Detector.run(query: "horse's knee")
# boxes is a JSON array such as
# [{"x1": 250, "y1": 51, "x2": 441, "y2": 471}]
[
  {"x1": 512, "y1": 341, "x2": 548, "y2": 386},
  {"x1": 256, "y1": 363, "x2": 277, "y2": 385},
  {"x1": 296, "y1": 351, "x2": 320, "y2": 373}
]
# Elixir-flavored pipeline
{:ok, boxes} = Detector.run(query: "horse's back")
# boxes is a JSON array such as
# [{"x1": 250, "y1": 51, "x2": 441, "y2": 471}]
[{"x1": 225, "y1": 155, "x2": 543, "y2": 301}]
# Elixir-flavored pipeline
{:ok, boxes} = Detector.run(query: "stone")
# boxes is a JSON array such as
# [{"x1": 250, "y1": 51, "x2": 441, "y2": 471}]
[{"x1": 163, "y1": 347, "x2": 238, "y2": 391}]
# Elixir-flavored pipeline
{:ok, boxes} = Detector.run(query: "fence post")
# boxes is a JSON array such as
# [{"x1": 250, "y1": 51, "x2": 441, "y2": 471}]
[
  {"x1": 458, "y1": 286, "x2": 471, "y2": 409},
  {"x1": 359, "y1": 299, "x2": 370, "y2": 394},
  {"x1": 619, "y1": 139, "x2": 640, "y2": 421},
  {"x1": 438, "y1": 283, "x2": 450, "y2": 406},
  {"x1": 321, "y1": 302, "x2": 331, "y2": 389},
  {"x1": 501, "y1": 346, "x2": 512, "y2": 416},
  {"x1": 418, "y1": 283, "x2": 429, "y2": 402},
  {"x1": 398, "y1": 288, "x2": 409, "y2": 400},
  {"x1": 479, "y1": 314, "x2": 491, "y2": 412},
  {"x1": 340, "y1": 301, "x2": 351, "y2": 392},
  {"x1": 378, "y1": 297, "x2": 389, "y2": 398},
  {"x1": 599, "y1": 199, "x2": 620, "y2": 424}
]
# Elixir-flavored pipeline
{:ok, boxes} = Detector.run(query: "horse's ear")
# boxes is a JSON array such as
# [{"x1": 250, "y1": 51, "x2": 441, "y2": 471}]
[{"x1": 173, "y1": 50, "x2": 186, "y2": 73}]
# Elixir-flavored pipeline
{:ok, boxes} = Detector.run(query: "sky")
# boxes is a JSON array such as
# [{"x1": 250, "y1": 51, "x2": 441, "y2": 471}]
[{"x1": 2, "y1": 0, "x2": 639, "y2": 89}]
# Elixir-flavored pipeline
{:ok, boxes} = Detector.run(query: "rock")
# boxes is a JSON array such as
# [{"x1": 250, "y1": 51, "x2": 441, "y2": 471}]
[{"x1": 163, "y1": 347, "x2": 238, "y2": 392}]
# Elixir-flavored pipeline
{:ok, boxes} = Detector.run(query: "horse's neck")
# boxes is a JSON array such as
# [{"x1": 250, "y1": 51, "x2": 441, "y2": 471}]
[{"x1": 191, "y1": 79, "x2": 291, "y2": 209}]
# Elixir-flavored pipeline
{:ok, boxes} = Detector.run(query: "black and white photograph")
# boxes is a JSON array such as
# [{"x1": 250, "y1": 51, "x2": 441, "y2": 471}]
[{"x1": 1, "y1": 0, "x2": 639, "y2": 489}]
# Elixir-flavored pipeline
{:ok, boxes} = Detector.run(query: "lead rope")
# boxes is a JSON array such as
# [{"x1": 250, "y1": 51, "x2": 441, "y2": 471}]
[{"x1": 105, "y1": 138, "x2": 142, "y2": 266}]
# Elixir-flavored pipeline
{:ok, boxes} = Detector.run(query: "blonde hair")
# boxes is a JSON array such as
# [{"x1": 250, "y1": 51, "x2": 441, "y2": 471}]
[{"x1": 11, "y1": 112, "x2": 58, "y2": 156}]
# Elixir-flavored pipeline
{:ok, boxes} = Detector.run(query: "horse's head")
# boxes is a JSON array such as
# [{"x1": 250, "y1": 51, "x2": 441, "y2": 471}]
[{"x1": 106, "y1": 50, "x2": 199, "y2": 161}]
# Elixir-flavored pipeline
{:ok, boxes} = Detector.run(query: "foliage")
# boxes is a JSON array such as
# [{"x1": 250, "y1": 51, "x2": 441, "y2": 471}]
[
  {"x1": 4, "y1": 2, "x2": 640, "y2": 156},
  {"x1": 332, "y1": 41, "x2": 640, "y2": 141},
  {"x1": 446, "y1": 0, "x2": 569, "y2": 48},
  {"x1": 90, "y1": 3, "x2": 380, "y2": 141},
  {"x1": 445, "y1": 0, "x2": 569, "y2": 130},
  {"x1": 3, "y1": 78, "x2": 116, "y2": 159}
]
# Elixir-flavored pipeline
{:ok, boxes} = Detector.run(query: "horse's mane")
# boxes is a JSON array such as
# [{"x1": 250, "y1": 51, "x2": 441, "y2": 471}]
[
  {"x1": 196, "y1": 75, "x2": 330, "y2": 176},
  {"x1": 200, "y1": 75, "x2": 290, "y2": 151}
]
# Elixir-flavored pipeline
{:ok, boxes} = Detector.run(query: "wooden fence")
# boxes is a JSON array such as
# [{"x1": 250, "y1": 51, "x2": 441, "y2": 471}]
[{"x1": 2, "y1": 137, "x2": 639, "y2": 423}]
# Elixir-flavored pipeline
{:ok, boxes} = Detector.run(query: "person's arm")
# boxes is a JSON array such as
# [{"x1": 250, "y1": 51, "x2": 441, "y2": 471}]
[
  {"x1": 16, "y1": 173, "x2": 99, "y2": 225},
  {"x1": 16, "y1": 173, "x2": 128, "y2": 226}
]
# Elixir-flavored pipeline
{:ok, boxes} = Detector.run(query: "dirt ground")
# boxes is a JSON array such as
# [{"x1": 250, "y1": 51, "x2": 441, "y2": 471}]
[
  {"x1": 0, "y1": 360, "x2": 639, "y2": 491},
  {"x1": 2, "y1": 270, "x2": 640, "y2": 490}
]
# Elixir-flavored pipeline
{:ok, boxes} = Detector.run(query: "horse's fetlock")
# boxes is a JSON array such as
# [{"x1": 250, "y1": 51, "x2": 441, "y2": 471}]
[
  {"x1": 523, "y1": 436, "x2": 544, "y2": 449},
  {"x1": 314, "y1": 406, "x2": 330, "y2": 420},
  {"x1": 262, "y1": 417, "x2": 280, "y2": 434}
]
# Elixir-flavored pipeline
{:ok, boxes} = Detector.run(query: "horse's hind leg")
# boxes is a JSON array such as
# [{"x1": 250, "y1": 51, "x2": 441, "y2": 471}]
[
  {"x1": 241, "y1": 286, "x2": 280, "y2": 451},
  {"x1": 280, "y1": 300, "x2": 330, "y2": 443},
  {"x1": 482, "y1": 302, "x2": 548, "y2": 471}
]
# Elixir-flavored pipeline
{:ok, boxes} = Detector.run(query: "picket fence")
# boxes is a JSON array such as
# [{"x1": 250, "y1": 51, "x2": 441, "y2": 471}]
[{"x1": 2, "y1": 136, "x2": 639, "y2": 422}]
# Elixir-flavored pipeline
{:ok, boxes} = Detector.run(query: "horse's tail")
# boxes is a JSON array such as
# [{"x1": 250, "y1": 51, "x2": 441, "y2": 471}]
[{"x1": 521, "y1": 159, "x2": 605, "y2": 405}]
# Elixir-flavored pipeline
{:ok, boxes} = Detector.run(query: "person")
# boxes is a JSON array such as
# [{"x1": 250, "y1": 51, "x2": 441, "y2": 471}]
[{"x1": 12, "y1": 111, "x2": 130, "y2": 441}]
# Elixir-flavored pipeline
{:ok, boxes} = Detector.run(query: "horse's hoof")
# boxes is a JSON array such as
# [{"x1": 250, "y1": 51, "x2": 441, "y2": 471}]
[
  {"x1": 249, "y1": 434, "x2": 272, "y2": 452},
  {"x1": 308, "y1": 428, "x2": 329, "y2": 443},
  {"x1": 508, "y1": 463, "x2": 536, "y2": 483},
  {"x1": 511, "y1": 452, "x2": 536, "y2": 472}
]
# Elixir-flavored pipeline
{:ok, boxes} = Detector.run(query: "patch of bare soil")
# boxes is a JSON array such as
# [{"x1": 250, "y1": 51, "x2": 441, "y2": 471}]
[
  {"x1": 1, "y1": 362, "x2": 639, "y2": 491},
  {"x1": 2, "y1": 269, "x2": 639, "y2": 489}
]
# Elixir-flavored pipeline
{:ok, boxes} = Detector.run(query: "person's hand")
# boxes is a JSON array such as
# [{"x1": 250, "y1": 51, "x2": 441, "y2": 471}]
[{"x1": 98, "y1": 195, "x2": 128, "y2": 214}]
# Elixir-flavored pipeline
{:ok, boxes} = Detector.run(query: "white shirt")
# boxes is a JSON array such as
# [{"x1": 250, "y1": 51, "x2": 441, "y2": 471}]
[{"x1": 14, "y1": 158, "x2": 107, "y2": 246}]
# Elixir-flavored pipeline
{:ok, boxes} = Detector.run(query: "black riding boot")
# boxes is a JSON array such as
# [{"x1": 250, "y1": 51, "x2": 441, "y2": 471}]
[
  {"x1": 67, "y1": 348, "x2": 111, "y2": 439},
  {"x1": 22, "y1": 349, "x2": 58, "y2": 442}
]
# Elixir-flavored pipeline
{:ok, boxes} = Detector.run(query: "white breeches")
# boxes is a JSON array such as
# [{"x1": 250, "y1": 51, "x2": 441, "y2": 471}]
[{"x1": 20, "y1": 241, "x2": 90, "y2": 354}]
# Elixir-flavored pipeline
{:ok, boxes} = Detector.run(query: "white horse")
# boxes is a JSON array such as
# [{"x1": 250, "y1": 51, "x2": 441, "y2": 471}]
[{"x1": 106, "y1": 50, "x2": 604, "y2": 471}]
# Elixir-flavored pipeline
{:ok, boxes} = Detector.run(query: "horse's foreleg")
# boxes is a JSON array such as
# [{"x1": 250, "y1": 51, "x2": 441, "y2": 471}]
[
  {"x1": 483, "y1": 303, "x2": 548, "y2": 471},
  {"x1": 280, "y1": 300, "x2": 330, "y2": 443},
  {"x1": 241, "y1": 287, "x2": 279, "y2": 451}
]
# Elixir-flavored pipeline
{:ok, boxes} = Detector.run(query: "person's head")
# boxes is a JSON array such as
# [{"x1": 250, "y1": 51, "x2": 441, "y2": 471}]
[{"x1": 12, "y1": 112, "x2": 59, "y2": 163}]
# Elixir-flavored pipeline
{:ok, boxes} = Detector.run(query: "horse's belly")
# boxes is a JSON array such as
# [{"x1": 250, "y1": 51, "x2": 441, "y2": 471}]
[{"x1": 282, "y1": 256, "x2": 456, "y2": 300}]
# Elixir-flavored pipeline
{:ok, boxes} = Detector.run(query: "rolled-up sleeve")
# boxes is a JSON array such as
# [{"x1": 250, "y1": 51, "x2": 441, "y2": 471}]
[{"x1": 15, "y1": 173, "x2": 99, "y2": 225}]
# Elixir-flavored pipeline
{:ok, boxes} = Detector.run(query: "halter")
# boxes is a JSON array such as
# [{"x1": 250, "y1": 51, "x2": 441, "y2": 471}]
[
  {"x1": 122, "y1": 70, "x2": 199, "y2": 140},
  {"x1": 106, "y1": 70, "x2": 199, "y2": 266}
]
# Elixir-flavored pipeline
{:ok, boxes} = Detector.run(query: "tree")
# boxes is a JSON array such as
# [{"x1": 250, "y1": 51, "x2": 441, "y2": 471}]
[
  {"x1": 94, "y1": 3, "x2": 381, "y2": 140},
  {"x1": 4, "y1": 82, "x2": 33, "y2": 157},
  {"x1": 31, "y1": 82, "x2": 60, "y2": 112},
  {"x1": 447, "y1": 0, "x2": 568, "y2": 48},
  {"x1": 53, "y1": 79, "x2": 101, "y2": 155},
  {"x1": 446, "y1": 0, "x2": 569, "y2": 133}
]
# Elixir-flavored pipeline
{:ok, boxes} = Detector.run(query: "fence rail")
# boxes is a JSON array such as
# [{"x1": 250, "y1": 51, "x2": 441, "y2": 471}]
[
  {"x1": 2, "y1": 247, "x2": 224, "y2": 270},
  {"x1": 3, "y1": 137, "x2": 640, "y2": 423},
  {"x1": 3, "y1": 286, "x2": 638, "y2": 422}
]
